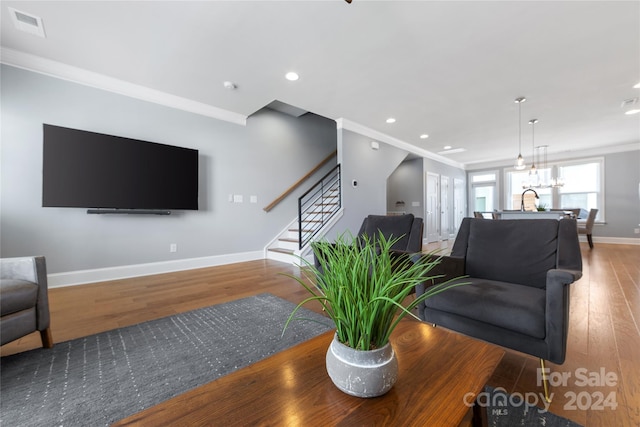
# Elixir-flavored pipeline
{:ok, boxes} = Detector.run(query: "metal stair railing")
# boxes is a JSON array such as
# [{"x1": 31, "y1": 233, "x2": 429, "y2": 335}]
[{"x1": 297, "y1": 164, "x2": 341, "y2": 249}]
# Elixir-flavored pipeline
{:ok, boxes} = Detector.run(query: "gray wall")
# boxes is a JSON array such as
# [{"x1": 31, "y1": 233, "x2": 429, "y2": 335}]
[
  {"x1": 326, "y1": 129, "x2": 410, "y2": 239},
  {"x1": 424, "y1": 157, "x2": 467, "y2": 184},
  {"x1": 466, "y1": 150, "x2": 640, "y2": 239},
  {"x1": 1, "y1": 65, "x2": 337, "y2": 273},
  {"x1": 602, "y1": 150, "x2": 640, "y2": 238},
  {"x1": 327, "y1": 131, "x2": 468, "y2": 241},
  {"x1": 387, "y1": 158, "x2": 423, "y2": 217}
]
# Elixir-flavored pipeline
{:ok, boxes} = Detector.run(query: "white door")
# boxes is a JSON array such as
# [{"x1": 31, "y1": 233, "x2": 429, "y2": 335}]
[
  {"x1": 440, "y1": 175, "x2": 450, "y2": 239},
  {"x1": 453, "y1": 178, "x2": 465, "y2": 235},
  {"x1": 425, "y1": 172, "x2": 440, "y2": 243}
]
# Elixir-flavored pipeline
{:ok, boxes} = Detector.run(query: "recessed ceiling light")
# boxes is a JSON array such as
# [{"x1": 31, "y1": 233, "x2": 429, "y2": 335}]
[
  {"x1": 443, "y1": 145, "x2": 452, "y2": 150},
  {"x1": 285, "y1": 72, "x2": 299, "y2": 81},
  {"x1": 420, "y1": 134, "x2": 429, "y2": 139},
  {"x1": 386, "y1": 118, "x2": 396, "y2": 124},
  {"x1": 634, "y1": 82, "x2": 640, "y2": 89},
  {"x1": 625, "y1": 109, "x2": 640, "y2": 115},
  {"x1": 223, "y1": 81, "x2": 237, "y2": 90}
]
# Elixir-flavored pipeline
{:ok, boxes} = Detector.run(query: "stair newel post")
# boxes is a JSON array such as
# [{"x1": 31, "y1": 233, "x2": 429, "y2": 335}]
[
  {"x1": 337, "y1": 165, "x2": 341, "y2": 217},
  {"x1": 321, "y1": 178, "x2": 325, "y2": 229},
  {"x1": 298, "y1": 197, "x2": 303, "y2": 250}
]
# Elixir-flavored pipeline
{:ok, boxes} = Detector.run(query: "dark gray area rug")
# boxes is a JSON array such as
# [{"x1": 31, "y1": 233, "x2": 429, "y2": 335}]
[
  {"x1": 0, "y1": 293, "x2": 333, "y2": 427},
  {"x1": 485, "y1": 386, "x2": 583, "y2": 427}
]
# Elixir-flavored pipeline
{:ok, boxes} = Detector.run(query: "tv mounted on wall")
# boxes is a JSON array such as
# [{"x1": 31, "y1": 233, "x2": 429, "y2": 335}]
[{"x1": 42, "y1": 124, "x2": 199, "y2": 214}]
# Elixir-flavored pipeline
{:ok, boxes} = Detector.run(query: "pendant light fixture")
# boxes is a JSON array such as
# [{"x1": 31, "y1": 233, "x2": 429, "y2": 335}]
[
  {"x1": 528, "y1": 119, "x2": 539, "y2": 187},
  {"x1": 514, "y1": 97, "x2": 526, "y2": 170}
]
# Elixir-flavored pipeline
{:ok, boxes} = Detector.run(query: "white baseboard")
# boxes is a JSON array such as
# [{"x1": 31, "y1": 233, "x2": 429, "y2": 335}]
[
  {"x1": 47, "y1": 251, "x2": 264, "y2": 288},
  {"x1": 581, "y1": 236, "x2": 640, "y2": 245}
]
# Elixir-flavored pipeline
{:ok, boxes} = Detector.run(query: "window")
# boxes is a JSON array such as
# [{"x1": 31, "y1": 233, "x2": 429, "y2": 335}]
[
  {"x1": 506, "y1": 169, "x2": 552, "y2": 210},
  {"x1": 469, "y1": 171, "x2": 498, "y2": 217},
  {"x1": 504, "y1": 158, "x2": 604, "y2": 219},
  {"x1": 558, "y1": 160, "x2": 603, "y2": 220}
]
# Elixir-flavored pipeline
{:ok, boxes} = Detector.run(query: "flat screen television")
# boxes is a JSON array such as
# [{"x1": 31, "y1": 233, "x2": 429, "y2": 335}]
[{"x1": 42, "y1": 124, "x2": 199, "y2": 212}]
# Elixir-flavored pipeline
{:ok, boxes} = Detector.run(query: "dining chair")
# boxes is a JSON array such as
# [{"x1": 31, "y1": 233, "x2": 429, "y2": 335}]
[{"x1": 577, "y1": 208, "x2": 598, "y2": 249}]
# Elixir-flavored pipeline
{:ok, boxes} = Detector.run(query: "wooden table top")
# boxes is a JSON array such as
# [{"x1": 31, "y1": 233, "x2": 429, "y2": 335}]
[{"x1": 114, "y1": 320, "x2": 504, "y2": 427}]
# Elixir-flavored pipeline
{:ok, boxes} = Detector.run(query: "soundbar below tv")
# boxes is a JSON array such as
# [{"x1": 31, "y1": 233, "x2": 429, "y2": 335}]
[{"x1": 42, "y1": 124, "x2": 199, "y2": 212}]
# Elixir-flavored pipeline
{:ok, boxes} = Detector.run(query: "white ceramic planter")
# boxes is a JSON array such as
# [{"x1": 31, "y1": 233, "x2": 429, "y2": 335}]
[{"x1": 325, "y1": 334, "x2": 398, "y2": 398}]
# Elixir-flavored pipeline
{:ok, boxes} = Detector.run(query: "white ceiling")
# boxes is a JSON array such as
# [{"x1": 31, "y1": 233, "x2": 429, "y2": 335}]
[{"x1": 2, "y1": 1, "x2": 639, "y2": 167}]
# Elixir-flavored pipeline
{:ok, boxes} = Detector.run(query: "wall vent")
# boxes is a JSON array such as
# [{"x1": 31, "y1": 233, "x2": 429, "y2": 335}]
[{"x1": 8, "y1": 7, "x2": 46, "y2": 38}]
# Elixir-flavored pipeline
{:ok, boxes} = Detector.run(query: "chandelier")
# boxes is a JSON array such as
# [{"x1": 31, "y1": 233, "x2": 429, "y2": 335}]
[{"x1": 522, "y1": 120, "x2": 564, "y2": 189}]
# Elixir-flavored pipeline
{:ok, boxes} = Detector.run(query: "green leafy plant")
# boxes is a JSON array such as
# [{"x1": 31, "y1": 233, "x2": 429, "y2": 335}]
[
  {"x1": 283, "y1": 232, "x2": 467, "y2": 351},
  {"x1": 537, "y1": 203, "x2": 548, "y2": 211}
]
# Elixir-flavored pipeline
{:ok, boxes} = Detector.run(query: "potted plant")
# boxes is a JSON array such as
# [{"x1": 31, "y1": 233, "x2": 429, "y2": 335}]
[{"x1": 283, "y1": 232, "x2": 465, "y2": 398}]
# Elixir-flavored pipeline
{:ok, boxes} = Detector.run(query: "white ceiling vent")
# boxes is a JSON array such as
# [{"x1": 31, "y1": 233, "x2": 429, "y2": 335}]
[{"x1": 8, "y1": 7, "x2": 46, "y2": 38}]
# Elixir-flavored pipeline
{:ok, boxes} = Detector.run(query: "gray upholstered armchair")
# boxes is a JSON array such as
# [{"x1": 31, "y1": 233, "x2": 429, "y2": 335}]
[
  {"x1": 314, "y1": 214, "x2": 423, "y2": 270},
  {"x1": 415, "y1": 218, "x2": 582, "y2": 366},
  {"x1": 355, "y1": 214, "x2": 423, "y2": 253},
  {"x1": 0, "y1": 256, "x2": 53, "y2": 348}
]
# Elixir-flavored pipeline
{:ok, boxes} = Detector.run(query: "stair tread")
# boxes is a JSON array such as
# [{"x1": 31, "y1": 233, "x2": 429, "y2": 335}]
[
  {"x1": 279, "y1": 237, "x2": 299, "y2": 243},
  {"x1": 268, "y1": 247, "x2": 295, "y2": 255}
]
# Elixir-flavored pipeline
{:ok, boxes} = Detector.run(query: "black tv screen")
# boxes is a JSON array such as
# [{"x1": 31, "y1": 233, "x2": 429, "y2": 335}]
[{"x1": 42, "y1": 124, "x2": 199, "y2": 211}]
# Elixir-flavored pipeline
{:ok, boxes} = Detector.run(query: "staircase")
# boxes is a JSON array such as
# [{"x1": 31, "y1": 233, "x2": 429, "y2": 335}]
[{"x1": 266, "y1": 165, "x2": 342, "y2": 264}]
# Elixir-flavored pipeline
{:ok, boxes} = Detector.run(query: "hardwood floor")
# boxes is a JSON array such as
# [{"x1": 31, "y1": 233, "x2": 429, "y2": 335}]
[{"x1": 2, "y1": 243, "x2": 638, "y2": 427}]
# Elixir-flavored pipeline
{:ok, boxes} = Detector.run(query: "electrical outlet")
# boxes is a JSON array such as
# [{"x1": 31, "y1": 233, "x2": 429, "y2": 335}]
[
  {"x1": 170, "y1": 243, "x2": 177, "y2": 252},
  {"x1": 634, "y1": 228, "x2": 640, "y2": 234}
]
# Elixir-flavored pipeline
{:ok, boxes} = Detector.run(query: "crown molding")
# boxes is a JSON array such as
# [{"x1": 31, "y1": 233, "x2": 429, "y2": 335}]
[
  {"x1": 336, "y1": 118, "x2": 465, "y2": 170},
  {"x1": 0, "y1": 47, "x2": 247, "y2": 126}
]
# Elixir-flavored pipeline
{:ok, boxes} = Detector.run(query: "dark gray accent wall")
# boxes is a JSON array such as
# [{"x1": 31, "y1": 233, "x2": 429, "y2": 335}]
[
  {"x1": 387, "y1": 158, "x2": 422, "y2": 217},
  {"x1": 1, "y1": 65, "x2": 337, "y2": 273}
]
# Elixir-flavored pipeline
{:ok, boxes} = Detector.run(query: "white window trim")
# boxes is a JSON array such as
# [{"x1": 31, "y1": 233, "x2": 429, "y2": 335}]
[
  {"x1": 469, "y1": 170, "x2": 500, "y2": 216},
  {"x1": 557, "y1": 156, "x2": 605, "y2": 222}
]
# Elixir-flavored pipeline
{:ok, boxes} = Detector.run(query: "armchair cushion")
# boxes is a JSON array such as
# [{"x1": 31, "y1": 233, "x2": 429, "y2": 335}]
[
  {"x1": 425, "y1": 278, "x2": 546, "y2": 339},
  {"x1": 0, "y1": 279, "x2": 39, "y2": 315},
  {"x1": 465, "y1": 218, "x2": 559, "y2": 288}
]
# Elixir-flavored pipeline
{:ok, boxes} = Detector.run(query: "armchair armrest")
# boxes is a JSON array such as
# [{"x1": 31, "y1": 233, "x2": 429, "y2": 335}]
[
  {"x1": 547, "y1": 268, "x2": 582, "y2": 288},
  {"x1": 0, "y1": 257, "x2": 39, "y2": 282},
  {"x1": 0, "y1": 256, "x2": 50, "y2": 331},
  {"x1": 544, "y1": 268, "x2": 582, "y2": 363},
  {"x1": 414, "y1": 254, "x2": 465, "y2": 318},
  {"x1": 418, "y1": 254, "x2": 466, "y2": 286}
]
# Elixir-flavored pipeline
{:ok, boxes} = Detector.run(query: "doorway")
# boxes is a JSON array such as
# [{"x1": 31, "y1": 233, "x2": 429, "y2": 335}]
[{"x1": 425, "y1": 172, "x2": 440, "y2": 243}]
